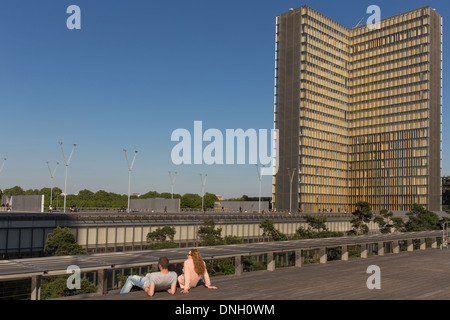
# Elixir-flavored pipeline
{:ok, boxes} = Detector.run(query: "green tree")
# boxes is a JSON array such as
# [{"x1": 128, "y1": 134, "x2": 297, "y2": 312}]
[
  {"x1": 259, "y1": 219, "x2": 288, "y2": 241},
  {"x1": 225, "y1": 195, "x2": 247, "y2": 201},
  {"x1": 181, "y1": 193, "x2": 202, "y2": 209},
  {"x1": 203, "y1": 193, "x2": 219, "y2": 208},
  {"x1": 3, "y1": 186, "x2": 25, "y2": 195},
  {"x1": 404, "y1": 204, "x2": 441, "y2": 231},
  {"x1": 159, "y1": 192, "x2": 181, "y2": 199},
  {"x1": 24, "y1": 189, "x2": 40, "y2": 195},
  {"x1": 206, "y1": 259, "x2": 235, "y2": 276},
  {"x1": 44, "y1": 226, "x2": 86, "y2": 256},
  {"x1": 373, "y1": 209, "x2": 405, "y2": 233},
  {"x1": 197, "y1": 219, "x2": 224, "y2": 246},
  {"x1": 41, "y1": 276, "x2": 97, "y2": 300},
  {"x1": 41, "y1": 226, "x2": 96, "y2": 299},
  {"x1": 140, "y1": 191, "x2": 161, "y2": 198},
  {"x1": 77, "y1": 189, "x2": 94, "y2": 200},
  {"x1": 349, "y1": 201, "x2": 373, "y2": 235},
  {"x1": 91, "y1": 190, "x2": 126, "y2": 207},
  {"x1": 295, "y1": 226, "x2": 316, "y2": 239},
  {"x1": 146, "y1": 226, "x2": 178, "y2": 249},
  {"x1": 39, "y1": 187, "x2": 62, "y2": 208},
  {"x1": 295, "y1": 215, "x2": 344, "y2": 239},
  {"x1": 304, "y1": 214, "x2": 328, "y2": 232},
  {"x1": 224, "y1": 235, "x2": 244, "y2": 244}
]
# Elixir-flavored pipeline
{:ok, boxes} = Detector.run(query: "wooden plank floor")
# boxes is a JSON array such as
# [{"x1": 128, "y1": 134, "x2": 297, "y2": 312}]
[{"x1": 72, "y1": 248, "x2": 450, "y2": 300}]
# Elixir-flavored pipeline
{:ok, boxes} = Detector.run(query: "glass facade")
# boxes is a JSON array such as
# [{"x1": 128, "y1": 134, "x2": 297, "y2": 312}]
[{"x1": 273, "y1": 6, "x2": 442, "y2": 213}]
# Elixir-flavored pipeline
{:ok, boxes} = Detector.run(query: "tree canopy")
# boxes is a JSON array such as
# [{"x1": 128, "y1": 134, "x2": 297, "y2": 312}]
[
  {"x1": 1, "y1": 186, "x2": 219, "y2": 209},
  {"x1": 196, "y1": 219, "x2": 244, "y2": 246},
  {"x1": 41, "y1": 226, "x2": 95, "y2": 299},
  {"x1": 44, "y1": 226, "x2": 86, "y2": 256},
  {"x1": 373, "y1": 209, "x2": 405, "y2": 233},
  {"x1": 259, "y1": 219, "x2": 288, "y2": 241},
  {"x1": 146, "y1": 226, "x2": 178, "y2": 249},
  {"x1": 349, "y1": 201, "x2": 373, "y2": 235},
  {"x1": 197, "y1": 219, "x2": 225, "y2": 246},
  {"x1": 404, "y1": 204, "x2": 441, "y2": 231}
]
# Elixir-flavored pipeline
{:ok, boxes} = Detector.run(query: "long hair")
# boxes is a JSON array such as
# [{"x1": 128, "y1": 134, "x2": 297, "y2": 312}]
[{"x1": 190, "y1": 249, "x2": 206, "y2": 275}]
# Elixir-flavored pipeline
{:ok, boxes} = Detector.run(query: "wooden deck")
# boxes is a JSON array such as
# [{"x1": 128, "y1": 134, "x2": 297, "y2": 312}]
[{"x1": 72, "y1": 248, "x2": 450, "y2": 300}]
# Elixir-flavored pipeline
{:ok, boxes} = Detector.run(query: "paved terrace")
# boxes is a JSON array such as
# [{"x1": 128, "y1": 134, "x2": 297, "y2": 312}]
[
  {"x1": 81, "y1": 247, "x2": 450, "y2": 300},
  {"x1": 0, "y1": 230, "x2": 445, "y2": 300}
]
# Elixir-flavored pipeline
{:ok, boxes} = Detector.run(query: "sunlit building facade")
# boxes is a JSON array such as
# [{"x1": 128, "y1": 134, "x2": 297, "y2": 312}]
[{"x1": 273, "y1": 5, "x2": 442, "y2": 213}]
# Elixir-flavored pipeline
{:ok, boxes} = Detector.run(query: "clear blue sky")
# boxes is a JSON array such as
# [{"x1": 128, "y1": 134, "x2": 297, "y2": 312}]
[{"x1": 0, "y1": 0, "x2": 448, "y2": 199}]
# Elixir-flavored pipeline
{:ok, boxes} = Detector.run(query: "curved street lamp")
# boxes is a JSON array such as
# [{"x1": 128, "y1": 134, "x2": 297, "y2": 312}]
[
  {"x1": 46, "y1": 161, "x2": 59, "y2": 209},
  {"x1": 256, "y1": 164, "x2": 265, "y2": 213},
  {"x1": 287, "y1": 167, "x2": 296, "y2": 214},
  {"x1": 200, "y1": 173, "x2": 207, "y2": 211},
  {"x1": 124, "y1": 149, "x2": 138, "y2": 213},
  {"x1": 59, "y1": 142, "x2": 76, "y2": 213},
  {"x1": 0, "y1": 158, "x2": 6, "y2": 199},
  {"x1": 169, "y1": 171, "x2": 177, "y2": 199},
  {"x1": 0, "y1": 157, "x2": 6, "y2": 175}
]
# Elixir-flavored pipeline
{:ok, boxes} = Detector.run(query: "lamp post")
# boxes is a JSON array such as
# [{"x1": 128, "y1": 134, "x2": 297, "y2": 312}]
[
  {"x1": 0, "y1": 157, "x2": 6, "y2": 176},
  {"x1": 347, "y1": 163, "x2": 352, "y2": 213},
  {"x1": 46, "y1": 161, "x2": 59, "y2": 209},
  {"x1": 381, "y1": 164, "x2": 386, "y2": 210},
  {"x1": 168, "y1": 171, "x2": 177, "y2": 199},
  {"x1": 200, "y1": 173, "x2": 207, "y2": 212},
  {"x1": 0, "y1": 158, "x2": 6, "y2": 200},
  {"x1": 59, "y1": 142, "x2": 76, "y2": 213},
  {"x1": 255, "y1": 164, "x2": 265, "y2": 213},
  {"x1": 124, "y1": 149, "x2": 138, "y2": 213},
  {"x1": 287, "y1": 168, "x2": 296, "y2": 214}
]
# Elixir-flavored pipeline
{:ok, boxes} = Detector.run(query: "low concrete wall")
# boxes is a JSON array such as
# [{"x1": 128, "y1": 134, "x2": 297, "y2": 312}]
[
  {"x1": 2, "y1": 195, "x2": 44, "y2": 212},
  {"x1": 214, "y1": 201, "x2": 269, "y2": 212},
  {"x1": 130, "y1": 198, "x2": 180, "y2": 212}
]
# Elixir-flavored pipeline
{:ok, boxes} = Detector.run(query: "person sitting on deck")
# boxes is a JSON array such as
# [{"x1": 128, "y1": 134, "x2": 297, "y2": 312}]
[
  {"x1": 178, "y1": 249, "x2": 217, "y2": 293},
  {"x1": 120, "y1": 256, "x2": 178, "y2": 296}
]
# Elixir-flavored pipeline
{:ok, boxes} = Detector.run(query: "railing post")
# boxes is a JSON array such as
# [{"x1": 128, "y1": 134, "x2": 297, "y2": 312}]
[
  {"x1": 393, "y1": 240, "x2": 400, "y2": 254},
  {"x1": 97, "y1": 269, "x2": 108, "y2": 295},
  {"x1": 295, "y1": 250, "x2": 302, "y2": 267},
  {"x1": 407, "y1": 239, "x2": 414, "y2": 252},
  {"x1": 234, "y1": 256, "x2": 243, "y2": 276},
  {"x1": 31, "y1": 275, "x2": 42, "y2": 300},
  {"x1": 319, "y1": 247, "x2": 327, "y2": 264},
  {"x1": 377, "y1": 242, "x2": 384, "y2": 256},
  {"x1": 360, "y1": 244, "x2": 367, "y2": 258},
  {"x1": 341, "y1": 245, "x2": 348, "y2": 261},
  {"x1": 267, "y1": 252, "x2": 275, "y2": 271},
  {"x1": 420, "y1": 238, "x2": 426, "y2": 250},
  {"x1": 431, "y1": 237, "x2": 438, "y2": 249}
]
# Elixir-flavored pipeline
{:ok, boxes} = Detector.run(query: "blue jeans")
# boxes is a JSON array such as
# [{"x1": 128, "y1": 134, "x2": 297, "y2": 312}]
[{"x1": 120, "y1": 275, "x2": 149, "y2": 294}]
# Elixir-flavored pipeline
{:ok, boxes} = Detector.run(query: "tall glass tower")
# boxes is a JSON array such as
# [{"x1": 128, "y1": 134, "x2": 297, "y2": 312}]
[{"x1": 273, "y1": 5, "x2": 442, "y2": 213}]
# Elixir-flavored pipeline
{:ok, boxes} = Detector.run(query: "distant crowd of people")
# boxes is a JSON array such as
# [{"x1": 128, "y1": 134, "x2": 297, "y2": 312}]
[
  {"x1": 1, "y1": 203, "x2": 11, "y2": 211},
  {"x1": 47, "y1": 204, "x2": 79, "y2": 213}
]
